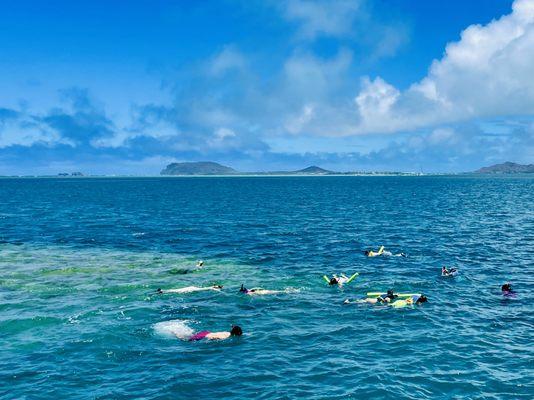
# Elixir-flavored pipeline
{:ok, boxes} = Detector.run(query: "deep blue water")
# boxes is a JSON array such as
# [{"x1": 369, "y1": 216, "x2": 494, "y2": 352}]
[{"x1": 0, "y1": 176, "x2": 533, "y2": 399}]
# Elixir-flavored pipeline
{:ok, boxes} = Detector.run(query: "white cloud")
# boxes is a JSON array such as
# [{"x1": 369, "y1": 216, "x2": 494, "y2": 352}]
[
  {"x1": 281, "y1": 48, "x2": 353, "y2": 102},
  {"x1": 214, "y1": 127, "x2": 236, "y2": 140},
  {"x1": 427, "y1": 128, "x2": 458, "y2": 145},
  {"x1": 284, "y1": 104, "x2": 314, "y2": 134},
  {"x1": 354, "y1": 77, "x2": 400, "y2": 132},
  {"x1": 280, "y1": 0, "x2": 408, "y2": 59},
  {"x1": 208, "y1": 45, "x2": 247, "y2": 77},
  {"x1": 353, "y1": 0, "x2": 534, "y2": 134},
  {"x1": 283, "y1": 0, "x2": 362, "y2": 40},
  {"x1": 208, "y1": 127, "x2": 237, "y2": 148}
]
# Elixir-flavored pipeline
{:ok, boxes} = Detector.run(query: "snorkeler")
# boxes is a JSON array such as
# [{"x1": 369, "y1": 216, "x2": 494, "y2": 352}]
[
  {"x1": 326, "y1": 273, "x2": 359, "y2": 287},
  {"x1": 156, "y1": 285, "x2": 223, "y2": 294},
  {"x1": 390, "y1": 294, "x2": 428, "y2": 308},
  {"x1": 501, "y1": 283, "x2": 516, "y2": 297},
  {"x1": 364, "y1": 246, "x2": 384, "y2": 257},
  {"x1": 441, "y1": 266, "x2": 458, "y2": 277},
  {"x1": 239, "y1": 284, "x2": 283, "y2": 295},
  {"x1": 344, "y1": 289, "x2": 398, "y2": 304},
  {"x1": 379, "y1": 289, "x2": 398, "y2": 302},
  {"x1": 188, "y1": 325, "x2": 243, "y2": 341},
  {"x1": 365, "y1": 246, "x2": 406, "y2": 257}
]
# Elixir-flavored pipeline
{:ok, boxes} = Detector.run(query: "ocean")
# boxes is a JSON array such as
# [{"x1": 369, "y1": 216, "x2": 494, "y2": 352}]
[{"x1": 0, "y1": 176, "x2": 532, "y2": 399}]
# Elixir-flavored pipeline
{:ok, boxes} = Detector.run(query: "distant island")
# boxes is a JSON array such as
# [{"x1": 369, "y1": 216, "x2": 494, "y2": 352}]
[
  {"x1": 160, "y1": 162, "x2": 419, "y2": 176},
  {"x1": 161, "y1": 162, "x2": 238, "y2": 175},
  {"x1": 475, "y1": 162, "x2": 534, "y2": 174}
]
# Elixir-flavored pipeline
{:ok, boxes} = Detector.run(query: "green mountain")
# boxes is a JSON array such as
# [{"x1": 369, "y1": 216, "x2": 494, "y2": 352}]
[
  {"x1": 475, "y1": 162, "x2": 534, "y2": 174},
  {"x1": 295, "y1": 166, "x2": 332, "y2": 174},
  {"x1": 161, "y1": 162, "x2": 237, "y2": 175}
]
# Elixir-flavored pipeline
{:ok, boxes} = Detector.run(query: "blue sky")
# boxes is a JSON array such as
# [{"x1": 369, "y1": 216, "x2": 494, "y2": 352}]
[{"x1": 1, "y1": 0, "x2": 533, "y2": 174}]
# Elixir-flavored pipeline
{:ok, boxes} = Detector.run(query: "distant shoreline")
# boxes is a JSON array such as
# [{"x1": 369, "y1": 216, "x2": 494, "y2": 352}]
[
  {"x1": 2, "y1": 173, "x2": 425, "y2": 178},
  {"x1": 2, "y1": 173, "x2": 533, "y2": 179}
]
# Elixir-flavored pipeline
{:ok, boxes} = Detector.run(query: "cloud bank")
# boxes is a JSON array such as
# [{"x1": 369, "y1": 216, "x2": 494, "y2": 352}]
[
  {"x1": 0, "y1": 0, "x2": 533, "y2": 174},
  {"x1": 353, "y1": 0, "x2": 534, "y2": 133}
]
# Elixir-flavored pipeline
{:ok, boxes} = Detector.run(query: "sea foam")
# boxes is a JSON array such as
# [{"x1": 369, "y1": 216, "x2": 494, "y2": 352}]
[{"x1": 153, "y1": 319, "x2": 194, "y2": 340}]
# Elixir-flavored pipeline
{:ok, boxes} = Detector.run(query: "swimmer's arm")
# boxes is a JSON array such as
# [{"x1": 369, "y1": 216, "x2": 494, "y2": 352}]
[
  {"x1": 378, "y1": 246, "x2": 384, "y2": 255},
  {"x1": 206, "y1": 332, "x2": 231, "y2": 340}
]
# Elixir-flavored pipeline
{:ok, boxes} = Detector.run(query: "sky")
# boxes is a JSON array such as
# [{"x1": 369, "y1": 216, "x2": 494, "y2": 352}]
[{"x1": 1, "y1": 0, "x2": 533, "y2": 174}]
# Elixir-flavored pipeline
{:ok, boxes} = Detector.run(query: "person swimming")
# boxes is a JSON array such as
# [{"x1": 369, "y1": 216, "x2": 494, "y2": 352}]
[
  {"x1": 196, "y1": 260, "x2": 204, "y2": 268},
  {"x1": 239, "y1": 284, "x2": 283, "y2": 295},
  {"x1": 364, "y1": 246, "x2": 385, "y2": 257},
  {"x1": 390, "y1": 294, "x2": 428, "y2": 308},
  {"x1": 327, "y1": 274, "x2": 353, "y2": 286},
  {"x1": 441, "y1": 266, "x2": 458, "y2": 277},
  {"x1": 412, "y1": 294, "x2": 428, "y2": 305},
  {"x1": 365, "y1": 246, "x2": 405, "y2": 257},
  {"x1": 376, "y1": 289, "x2": 398, "y2": 303},
  {"x1": 188, "y1": 325, "x2": 243, "y2": 341},
  {"x1": 156, "y1": 285, "x2": 223, "y2": 294},
  {"x1": 501, "y1": 283, "x2": 516, "y2": 297},
  {"x1": 325, "y1": 272, "x2": 359, "y2": 287}
]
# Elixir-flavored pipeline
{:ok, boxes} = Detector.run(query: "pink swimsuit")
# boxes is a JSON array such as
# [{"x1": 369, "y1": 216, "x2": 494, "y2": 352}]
[{"x1": 189, "y1": 331, "x2": 210, "y2": 341}]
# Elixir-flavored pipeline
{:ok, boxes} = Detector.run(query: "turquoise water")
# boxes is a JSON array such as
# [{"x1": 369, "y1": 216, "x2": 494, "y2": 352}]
[{"x1": 0, "y1": 176, "x2": 532, "y2": 399}]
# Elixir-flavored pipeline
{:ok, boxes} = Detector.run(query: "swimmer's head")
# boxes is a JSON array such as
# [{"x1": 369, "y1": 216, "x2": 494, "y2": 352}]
[
  {"x1": 364, "y1": 250, "x2": 370, "y2": 256},
  {"x1": 329, "y1": 277, "x2": 338, "y2": 285},
  {"x1": 197, "y1": 260, "x2": 204, "y2": 267},
  {"x1": 230, "y1": 325, "x2": 243, "y2": 336},
  {"x1": 239, "y1": 284, "x2": 247, "y2": 293},
  {"x1": 501, "y1": 283, "x2": 512, "y2": 292},
  {"x1": 387, "y1": 289, "x2": 395, "y2": 297},
  {"x1": 213, "y1": 285, "x2": 223, "y2": 289},
  {"x1": 156, "y1": 288, "x2": 163, "y2": 294},
  {"x1": 417, "y1": 295, "x2": 428, "y2": 304}
]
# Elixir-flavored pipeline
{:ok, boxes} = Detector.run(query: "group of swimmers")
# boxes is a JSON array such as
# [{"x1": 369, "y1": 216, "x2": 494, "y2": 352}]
[
  {"x1": 343, "y1": 290, "x2": 428, "y2": 307},
  {"x1": 326, "y1": 246, "x2": 427, "y2": 308},
  {"x1": 156, "y1": 260, "x2": 293, "y2": 340},
  {"x1": 441, "y1": 264, "x2": 515, "y2": 298},
  {"x1": 155, "y1": 284, "x2": 286, "y2": 296},
  {"x1": 156, "y1": 247, "x2": 516, "y2": 341}
]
